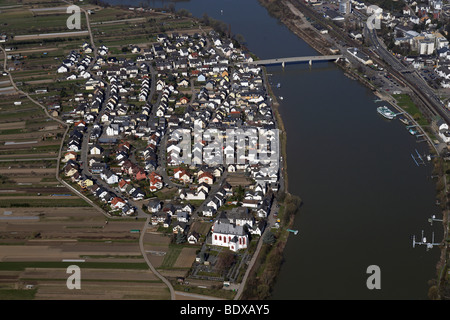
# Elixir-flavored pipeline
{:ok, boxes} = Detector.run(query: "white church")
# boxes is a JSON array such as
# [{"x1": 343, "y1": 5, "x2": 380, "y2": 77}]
[{"x1": 211, "y1": 220, "x2": 248, "y2": 252}]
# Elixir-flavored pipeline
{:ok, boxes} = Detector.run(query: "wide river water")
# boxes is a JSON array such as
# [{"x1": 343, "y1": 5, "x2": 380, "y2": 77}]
[{"x1": 107, "y1": 0, "x2": 443, "y2": 299}]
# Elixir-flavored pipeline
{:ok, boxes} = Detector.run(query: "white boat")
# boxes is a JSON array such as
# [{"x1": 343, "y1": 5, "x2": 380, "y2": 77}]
[{"x1": 377, "y1": 106, "x2": 396, "y2": 120}]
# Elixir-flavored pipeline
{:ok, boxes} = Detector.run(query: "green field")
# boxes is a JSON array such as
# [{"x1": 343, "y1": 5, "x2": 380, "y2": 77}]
[
  {"x1": 0, "y1": 9, "x2": 87, "y2": 35},
  {"x1": 0, "y1": 198, "x2": 91, "y2": 207},
  {"x1": 0, "y1": 288, "x2": 37, "y2": 300},
  {"x1": 393, "y1": 93, "x2": 429, "y2": 126},
  {"x1": 159, "y1": 244, "x2": 183, "y2": 269}
]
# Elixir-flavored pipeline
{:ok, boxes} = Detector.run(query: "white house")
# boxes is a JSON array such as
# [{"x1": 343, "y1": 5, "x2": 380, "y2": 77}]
[
  {"x1": 147, "y1": 199, "x2": 161, "y2": 213},
  {"x1": 188, "y1": 232, "x2": 200, "y2": 244},
  {"x1": 198, "y1": 172, "x2": 214, "y2": 185},
  {"x1": 89, "y1": 145, "x2": 103, "y2": 155},
  {"x1": 101, "y1": 170, "x2": 119, "y2": 184},
  {"x1": 176, "y1": 212, "x2": 189, "y2": 223},
  {"x1": 57, "y1": 65, "x2": 69, "y2": 73},
  {"x1": 106, "y1": 124, "x2": 120, "y2": 136},
  {"x1": 173, "y1": 168, "x2": 192, "y2": 183},
  {"x1": 197, "y1": 74, "x2": 206, "y2": 82},
  {"x1": 111, "y1": 197, "x2": 126, "y2": 209},
  {"x1": 182, "y1": 189, "x2": 208, "y2": 201},
  {"x1": 202, "y1": 206, "x2": 216, "y2": 217},
  {"x1": 67, "y1": 141, "x2": 81, "y2": 152}
]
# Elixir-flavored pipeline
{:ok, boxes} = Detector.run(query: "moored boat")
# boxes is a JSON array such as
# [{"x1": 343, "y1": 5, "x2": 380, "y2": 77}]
[
  {"x1": 398, "y1": 116, "x2": 409, "y2": 125},
  {"x1": 409, "y1": 128, "x2": 418, "y2": 135},
  {"x1": 377, "y1": 106, "x2": 396, "y2": 120}
]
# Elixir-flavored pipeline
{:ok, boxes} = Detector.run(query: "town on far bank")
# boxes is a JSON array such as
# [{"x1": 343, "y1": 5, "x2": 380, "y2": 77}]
[
  {"x1": 265, "y1": 0, "x2": 450, "y2": 150},
  {"x1": 300, "y1": 0, "x2": 450, "y2": 146}
]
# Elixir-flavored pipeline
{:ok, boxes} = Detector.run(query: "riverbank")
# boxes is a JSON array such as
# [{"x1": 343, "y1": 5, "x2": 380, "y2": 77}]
[
  {"x1": 239, "y1": 192, "x2": 301, "y2": 299},
  {"x1": 235, "y1": 64, "x2": 302, "y2": 299},
  {"x1": 257, "y1": 0, "x2": 449, "y2": 299},
  {"x1": 262, "y1": 67, "x2": 289, "y2": 194}
]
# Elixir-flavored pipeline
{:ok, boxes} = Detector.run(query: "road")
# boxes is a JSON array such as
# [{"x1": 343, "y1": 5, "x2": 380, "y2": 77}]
[
  {"x1": 233, "y1": 198, "x2": 279, "y2": 300},
  {"x1": 139, "y1": 217, "x2": 176, "y2": 300}
]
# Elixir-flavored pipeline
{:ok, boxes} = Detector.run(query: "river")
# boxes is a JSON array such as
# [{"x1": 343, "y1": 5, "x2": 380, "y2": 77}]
[{"x1": 106, "y1": 0, "x2": 443, "y2": 299}]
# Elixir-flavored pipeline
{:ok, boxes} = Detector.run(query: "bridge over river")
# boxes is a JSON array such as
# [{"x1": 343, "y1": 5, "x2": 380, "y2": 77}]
[{"x1": 246, "y1": 55, "x2": 343, "y2": 67}]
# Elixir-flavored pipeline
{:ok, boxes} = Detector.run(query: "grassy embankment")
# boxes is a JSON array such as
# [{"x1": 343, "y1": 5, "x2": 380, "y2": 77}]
[{"x1": 240, "y1": 192, "x2": 301, "y2": 299}]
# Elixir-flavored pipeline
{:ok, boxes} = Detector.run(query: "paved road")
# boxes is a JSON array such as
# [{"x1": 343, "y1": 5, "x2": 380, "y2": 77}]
[
  {"x1": 233, "y1": 199, "x2": 279, "y2": 300},
  {"x1": 139, "y1": 217, "x2": 176, "y2": 300}
]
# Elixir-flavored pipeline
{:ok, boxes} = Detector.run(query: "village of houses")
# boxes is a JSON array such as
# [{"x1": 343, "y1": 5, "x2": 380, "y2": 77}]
[{"x1": 57, "y1": 29, "x2": 280, "y2": 259}]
